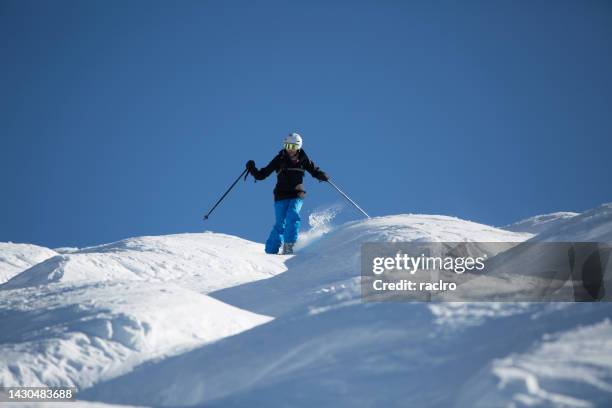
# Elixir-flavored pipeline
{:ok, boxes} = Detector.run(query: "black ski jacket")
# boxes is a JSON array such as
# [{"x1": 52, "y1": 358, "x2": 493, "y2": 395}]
[{"x1": 250, "y1": 149, "x2": 327, "y2": 201}]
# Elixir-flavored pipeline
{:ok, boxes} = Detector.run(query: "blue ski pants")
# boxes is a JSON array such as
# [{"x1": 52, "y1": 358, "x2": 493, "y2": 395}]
[{"x1": 265, "y1": 198, "x2": 303, "y2": 254}]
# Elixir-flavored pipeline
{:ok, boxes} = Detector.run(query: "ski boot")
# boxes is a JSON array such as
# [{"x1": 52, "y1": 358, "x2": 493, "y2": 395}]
[{"x1": 281, "y1": 242, "x2": 295, "y2": 255}]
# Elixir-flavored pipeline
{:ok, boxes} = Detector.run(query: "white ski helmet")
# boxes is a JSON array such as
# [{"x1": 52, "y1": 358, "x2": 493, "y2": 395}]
[{"x1": 283, "y1": 132, "x2": 303, "y2": 149}]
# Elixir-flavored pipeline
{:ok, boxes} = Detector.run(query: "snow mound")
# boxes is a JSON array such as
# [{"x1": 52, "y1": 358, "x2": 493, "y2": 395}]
[
  {"x1": 504, "y1": 212, "x2": 578, "y2": 234},
  {"x1": 0, "y1": 242, "x2": 57, "y2": 284},
  {"x1": 212, "y1": 214, "x2": 532, "y2": 316},
  {"x1": 297, "y1": 214, "x2": 532, "y2": 275},
  {"x1": 531, "y1": 203, "x2": 612, "y2": 242},
  {"x1": 3, "y1": 206, "x2": 612, "y2": 407},
  {"x1": 2, "y1": 232, "x2": 286, "y2": 292},
  {"x1": 0, "y1": 280, "x2": 271, "y2": 389},
  {"x1": 54, "y1": 247, "x2": 80, "y2": 254},
  {"x1": 83, "y1": 209, "x2": 612, "y2": 407},
  {"x1": 85, "y1": 302, "x2": 612, "y2": 407},
  {"x1": 456, "y1": 318, "x2": 612, "y2": 407},
  {"x1": 436, "y1": 204, "x2": 612, "y2": 302}
]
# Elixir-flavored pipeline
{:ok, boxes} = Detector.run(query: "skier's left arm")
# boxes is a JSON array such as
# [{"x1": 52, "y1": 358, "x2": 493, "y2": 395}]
[{"x1": 303, "y1": 154, "x2": 329, "y2": 182}]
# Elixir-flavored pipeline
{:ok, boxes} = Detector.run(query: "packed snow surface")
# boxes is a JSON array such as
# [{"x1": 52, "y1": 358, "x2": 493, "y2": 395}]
[
  {"x1": 2, "y1": 204, "x2": 611, "y2": 407},
  {"x1": 504, "y1": 211, "x2": 578, "y2": 234},
  {"x1": 0, "y1": 242, "x2": 57, "y2": 284},
  {"x1": 2, "y1": 232, "x2": 286, "y2": 292},
  {"x1": 0, "y1": 281, "x2": 271, "y2": 389},
  {"x1": 531, "y1": 203, "x2": 612, "y2": 242},
  {"x1": 0, "y1": 233, "x2": 283, "y2": 392}
]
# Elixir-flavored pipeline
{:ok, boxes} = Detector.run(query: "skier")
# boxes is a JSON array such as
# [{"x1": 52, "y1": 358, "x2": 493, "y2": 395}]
[{"x1": 246, "y1": 133, "x2": 329, "y2": 255}]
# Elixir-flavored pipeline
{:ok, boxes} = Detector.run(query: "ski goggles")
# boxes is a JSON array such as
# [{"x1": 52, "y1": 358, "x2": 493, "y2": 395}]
[{"x1": 284, "y1": 143, "x2": 300, "y2": 151}]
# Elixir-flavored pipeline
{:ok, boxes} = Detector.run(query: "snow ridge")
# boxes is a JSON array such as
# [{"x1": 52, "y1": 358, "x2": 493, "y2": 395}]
[
  {"x1": 0, "y1": 243, "x2": 57, "y2": 284},
  {"x1": 1, "y1": 204, "x2": 611, "y2": 407},
  {"x1": 504, "y1": 211, "x2": 578, "y2": 234}
]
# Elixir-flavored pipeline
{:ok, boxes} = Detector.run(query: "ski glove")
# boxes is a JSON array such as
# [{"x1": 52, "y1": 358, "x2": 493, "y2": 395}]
[
  {"x1": 246, "y1": 160, "x2": 257, "y2": 175},
  {"x1": 317, "y1": 172, "x2": 329, "y2": 182}
]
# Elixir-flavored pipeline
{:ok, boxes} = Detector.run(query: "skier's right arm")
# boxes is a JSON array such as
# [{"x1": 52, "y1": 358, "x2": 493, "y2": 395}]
[{"x1": 246, "y1": 155, "x2": 280, "y2": 180}]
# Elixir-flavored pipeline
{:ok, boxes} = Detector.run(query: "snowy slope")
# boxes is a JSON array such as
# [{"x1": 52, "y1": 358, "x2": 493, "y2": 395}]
[
  {"x1": 0, "y1": 280, "x2": 271, "y2": 389},
  {"x1": 530, "y1": 203, "x2": 612, "y2": 242},
  {"x1": 441, "y1": 203, "x2": 612, "y2": 302},
  {"x1": 83, "y1": 209, "x2": 612, "y2": 407},
  {"x1": 211, "y1": 214, "x2": 532, "y2": 316},
  {"x1": 86, "y1": 302, "x2": 612, "y2": 408},
  {"x1": 2, "y1": 232, "x2": 286, "y2": 293},
  {"x1": 81, "y1": 215, "x2": 553, "y2": 407},
  {"x1": 0, "y1": 242, "x2": 57, "y2": 284},
  {"x1": 455, "y1": 317, "x2": 612, "y2": 407},
  {"x1": 3, "y1": 206, "x2": 612, "y2": 407},
  {"x1": 504, "y1": 212, "x2": 578, "y2": 234},
  {"x1": 0, "y1": 232, "x2": 285, "y2": 391}
]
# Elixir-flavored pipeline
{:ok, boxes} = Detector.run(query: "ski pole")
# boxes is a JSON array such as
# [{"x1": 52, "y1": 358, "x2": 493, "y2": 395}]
[
  {"x1": 326, "y1": 179, "x2": 371, "y2": 219},
  {"x1": 203, "y1": 168, "x2": 248, "y2": 220}
]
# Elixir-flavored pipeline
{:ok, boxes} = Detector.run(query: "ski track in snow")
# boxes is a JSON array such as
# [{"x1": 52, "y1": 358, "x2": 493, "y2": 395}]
[{"x1": 1, "y1": 204, "x2": 612, "y2": 407}]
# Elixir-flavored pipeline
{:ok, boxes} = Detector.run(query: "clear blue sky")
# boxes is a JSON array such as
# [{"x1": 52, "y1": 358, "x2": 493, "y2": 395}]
[{"x1": 2, "y1": 0, "x2": 611, "y2": 249}]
